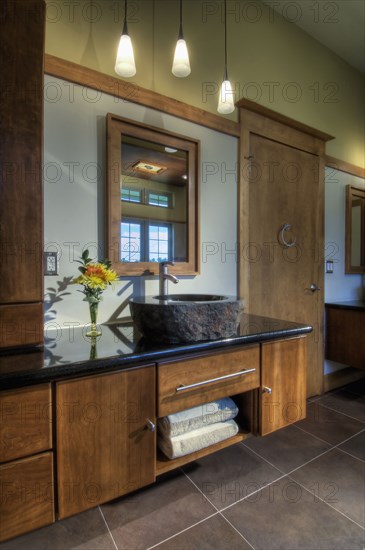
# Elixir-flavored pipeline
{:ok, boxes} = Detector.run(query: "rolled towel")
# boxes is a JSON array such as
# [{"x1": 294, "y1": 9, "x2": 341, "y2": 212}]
[
  {"x1": 158, "y1": 397, "x2": 238, "y2": 438},
  {"x1": 158, "y1": 419, "x2": 239, "y2": 459}
]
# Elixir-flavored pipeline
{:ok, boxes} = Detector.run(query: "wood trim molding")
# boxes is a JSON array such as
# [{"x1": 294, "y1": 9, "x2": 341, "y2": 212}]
[
  {"x1": 236, "y1": 97, "x2": 334, "y2": 142},
  {"x1": 44, "y1": 54, "x2": 240, "y2": 138},
  {"x1": 325, "y1": 155, "x2": 365, "y2": 178}
]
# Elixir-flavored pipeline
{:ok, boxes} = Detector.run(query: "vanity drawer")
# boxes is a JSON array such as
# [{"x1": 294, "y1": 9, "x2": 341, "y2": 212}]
[
  {"x1": 0, "y1": 452, "x2": 55, "y2": 542},
  {"x1": 0, "y1": 384, "x2": 52, "y2": 463},
  {"x1": 158, "y1": 345, "x2": 260, "y2": 416}
]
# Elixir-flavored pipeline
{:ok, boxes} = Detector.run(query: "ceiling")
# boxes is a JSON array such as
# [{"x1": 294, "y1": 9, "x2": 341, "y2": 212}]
[{"x1": 263, "y1": 0, "x2": 365, "y2": 74}]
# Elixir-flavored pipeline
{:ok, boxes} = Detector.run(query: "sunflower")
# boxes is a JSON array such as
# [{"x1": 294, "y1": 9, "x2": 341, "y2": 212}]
[{"x1": 73, "y1": 251, "x2": 119, "y2": 300}]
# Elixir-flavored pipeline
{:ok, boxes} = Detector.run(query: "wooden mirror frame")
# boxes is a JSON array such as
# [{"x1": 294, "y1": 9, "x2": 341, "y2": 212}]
[
  {"x1": 106, "y1": 113, "x2": 200, "y2": 276},
  {"x1": 345, "y1": 185, "x2": 365, "y2": 274}
]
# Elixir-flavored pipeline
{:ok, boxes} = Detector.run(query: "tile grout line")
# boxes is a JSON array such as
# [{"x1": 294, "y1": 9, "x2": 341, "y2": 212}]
[
  {"x1": 293, "y1": 422, "x2": 365, "y2": 457},
  {"x1": 292, "y1": 421, "x2": 346, "y2": 447},
  {"x1": 219, "y1": 515, "x2": 256, "y2": 550},
  {"x1": 285, "y1": 474, "x2": 365, "y2": 532},
  {"x1": 147, "y1": 467, "x2": 222, "y2": 549},
  {"x1": 246, "y1": 424, "x2": 365, "y2": 482},
  {"x1": 313, "y1": 400, "x2": 365, "y2": 424},
  {"x1": 98, "y1": 506, "x2": 119, "y2": 550},
  {"x1": 146, "y1": 511, "x2": 220, "y2": 550},
  {"x1": 181, "y1": 468, "x2": 256, "y2": 550}
]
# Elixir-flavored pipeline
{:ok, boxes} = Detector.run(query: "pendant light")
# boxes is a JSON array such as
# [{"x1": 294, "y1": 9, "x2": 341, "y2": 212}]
[
  {"x1": 115, "y1": 0, "x2": 136, "y2": 78},
  {"x1": 217, "y1": 0, "x2": 235, "y2": 114},
  {"x1": 172, "y1": 0, "x2": 191, "y2": 77}
]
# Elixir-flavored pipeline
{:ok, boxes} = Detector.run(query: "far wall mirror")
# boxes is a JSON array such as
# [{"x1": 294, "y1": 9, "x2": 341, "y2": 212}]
[
  {"x1": 345, "y1": 184, "x2": 365, "y2": 274},
  {"x1": 106, "y1": 113, "x2": 200, "y2": 276}
]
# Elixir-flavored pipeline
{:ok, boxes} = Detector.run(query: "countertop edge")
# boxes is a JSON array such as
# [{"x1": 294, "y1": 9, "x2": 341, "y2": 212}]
[{"x1": 0, "y1": 324, "x2": 312, "y2": 390}]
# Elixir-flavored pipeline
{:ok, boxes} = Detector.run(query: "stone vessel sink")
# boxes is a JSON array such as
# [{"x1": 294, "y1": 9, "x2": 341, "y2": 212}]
[{"x1": 129, "y1": 295, "x2": 245, "y2": 343}]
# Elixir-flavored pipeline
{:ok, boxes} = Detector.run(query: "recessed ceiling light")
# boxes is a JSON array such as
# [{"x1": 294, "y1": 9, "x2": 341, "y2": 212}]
[
  {"x1": 132, "y1": 161, "x2": 167, "y2": 174},
  {"x1": 165, "y1": 147, "x2": 178, "y2": 153}
]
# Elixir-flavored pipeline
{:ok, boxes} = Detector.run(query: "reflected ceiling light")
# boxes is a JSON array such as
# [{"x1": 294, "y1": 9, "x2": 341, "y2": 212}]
[
  {"x1": 115, "y1": 0, "x2": 136, "y2": 78},
  {"x1": 217, "y1": 0, "x2": 235, "y2": 114},
  {"x1": 172, "y1": 0, "x2": 191, "y2": 77},
  {"x1": 165, "y1": 147, "x2": 178, "y2": 153}
]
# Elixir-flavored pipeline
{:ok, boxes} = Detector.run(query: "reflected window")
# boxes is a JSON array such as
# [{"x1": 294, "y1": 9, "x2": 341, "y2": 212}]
[
  {"x1": 147, "y1": 191, "x2": 172, "y2": 208},
  {"x1": 149, "y1": 223, "x2": 171, "y2": 261},
  {"x1": 121, "y1": 221, "x2": 142, "y2": 262},
  {"x1": 121, "y1": 220, "x2": 172, "y2": 262},
  {"x1": 121, "y1": 187, "x2": 142, "y2": 204}
]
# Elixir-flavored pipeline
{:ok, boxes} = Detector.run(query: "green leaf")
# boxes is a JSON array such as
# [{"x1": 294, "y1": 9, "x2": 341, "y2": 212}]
[{"x1": 82, "y1": 249, "x2": 89, "y2": 260}]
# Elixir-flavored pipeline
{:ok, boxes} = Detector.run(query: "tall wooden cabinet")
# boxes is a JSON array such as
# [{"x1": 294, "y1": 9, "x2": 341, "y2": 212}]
[{"x1": 0, "y1": 0, "x2": 45, "y2": 349}]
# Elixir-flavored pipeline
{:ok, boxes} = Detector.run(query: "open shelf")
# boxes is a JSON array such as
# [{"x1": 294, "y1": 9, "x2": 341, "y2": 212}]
[{"x1": 155, "y1": 429, "x2": 251, "y2": 475}]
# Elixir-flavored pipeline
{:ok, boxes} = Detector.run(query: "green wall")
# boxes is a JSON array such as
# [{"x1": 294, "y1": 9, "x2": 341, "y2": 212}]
[{"x1": 45, "y1": 0, "x2": 364, "y2": 167}]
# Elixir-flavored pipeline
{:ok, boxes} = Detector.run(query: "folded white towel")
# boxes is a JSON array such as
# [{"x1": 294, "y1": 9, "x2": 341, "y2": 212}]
[
  {"x1": 158, "y1": 419, "x2": 239, "y2": 459},
  {"x1": 157, "y1": 397, "x2": 238, "y2": 438}
]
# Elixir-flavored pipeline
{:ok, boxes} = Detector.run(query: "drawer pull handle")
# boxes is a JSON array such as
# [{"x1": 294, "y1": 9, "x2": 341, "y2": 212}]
[
  {"x1": 262, "y1": 386, "x2": 272, "y2": 395},
  {"x1": 146, "y1": 419, "x2": 156, "y2": 432},
  {"x1": 176, "y1": 368, "x2": 256, "y2": 393}
]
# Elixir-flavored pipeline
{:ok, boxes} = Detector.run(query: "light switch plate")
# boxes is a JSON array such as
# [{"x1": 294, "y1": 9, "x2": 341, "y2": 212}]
[
  {"x1": 44, "y1": 252, "x2": 58, "y2": 275},
  {"x1": 325, "y1": 260, "x2": 334, "y2": 274}
]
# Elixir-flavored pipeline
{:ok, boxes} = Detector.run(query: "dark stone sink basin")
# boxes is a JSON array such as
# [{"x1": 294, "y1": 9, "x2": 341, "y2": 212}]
[
  {"x1": 153, "y1": 294, "x2": 230, "y2": 302},
  {"x1": 129, "y1": 295, "x2": 244, "y2": 343}
]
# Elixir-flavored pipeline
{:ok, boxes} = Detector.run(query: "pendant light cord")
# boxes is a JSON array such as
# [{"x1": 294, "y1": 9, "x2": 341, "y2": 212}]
[
  {"x1": 179, "y1": 0, "x2": 184, "y2": 40},
  {"x1": 224, "y1": 0, "x2": 228, "y2": 80},
  {"x1": 123, "y1": 0, "x2": 128, "y2": 35}
]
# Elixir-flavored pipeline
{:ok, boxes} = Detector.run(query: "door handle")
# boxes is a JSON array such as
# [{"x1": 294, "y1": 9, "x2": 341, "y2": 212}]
[
  {"x1": 309, "y1": 283, "x2": 321, "y2": 292},
  {"x1": 145, "y1": 419, "x2": 156, "y2": 432}
]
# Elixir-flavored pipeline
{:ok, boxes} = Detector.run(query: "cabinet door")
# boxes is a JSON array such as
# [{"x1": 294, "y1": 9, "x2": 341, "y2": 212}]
[
  {"x1": 56, "y1": 366, "x2": 155, "y2": 518},
  {"x1": 0, "y1": 0, "x2": 44, "y2": 348},
  {"x1": 0, "y1": 384, "x2": 52, "y2": 463},
  {"x1": 260, "y1": 337, "x2": 307, "y2": 436},
  {"x1": 0, "y1": 452, "x2": 54, "y2": 542}
]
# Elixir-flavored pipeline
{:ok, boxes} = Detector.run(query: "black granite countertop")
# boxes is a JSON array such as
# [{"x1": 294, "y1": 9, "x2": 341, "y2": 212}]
[
  {"x1": 0, "y1": 314, "x2": 312, "y2": 390},
  {"x1": 325, "y1": 300, "x2": 365, "y2": 311}
]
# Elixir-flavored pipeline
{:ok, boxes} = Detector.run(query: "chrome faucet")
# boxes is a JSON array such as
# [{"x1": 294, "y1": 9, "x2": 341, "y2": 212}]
[{"x1": 159, "y1": 261, "x2": 179, "y2": 297}]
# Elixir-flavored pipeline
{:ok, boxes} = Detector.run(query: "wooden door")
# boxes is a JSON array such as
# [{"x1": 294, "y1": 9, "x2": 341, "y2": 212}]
[
  {"x1": 260, "y1": 337, "x2": 307, "y2": 435},
  {"x1": 56, "y1": 366, "x2": 156, "y2": 518},
  {"x1": 238, "y1": 103, "x2": 332, "y2": 397}
]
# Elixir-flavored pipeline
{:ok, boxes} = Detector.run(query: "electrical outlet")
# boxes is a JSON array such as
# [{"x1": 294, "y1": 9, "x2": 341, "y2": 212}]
[{"x1": 44, "y1": 252, "x2": 58, "y2": 275}]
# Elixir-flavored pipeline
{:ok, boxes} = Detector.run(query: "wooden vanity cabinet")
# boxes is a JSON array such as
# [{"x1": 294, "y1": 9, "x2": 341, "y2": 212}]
[
  {"x1": 260, "y1": 337, "x2": 307, "y2": 435},
  {"x1": 0, "y1": 384, "x2": 55, "y2": 542},
  {"x1": 56, "y1": 366, "x2": 156, "y2": 518},
  {"x1": 156, "y1": 336, "x2": 307, "y2": 472}
]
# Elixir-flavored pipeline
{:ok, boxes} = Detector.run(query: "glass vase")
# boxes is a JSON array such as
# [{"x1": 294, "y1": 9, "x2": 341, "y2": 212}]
[{"x1": 86, "y1": 300, "x2": 102, "y2": 337}]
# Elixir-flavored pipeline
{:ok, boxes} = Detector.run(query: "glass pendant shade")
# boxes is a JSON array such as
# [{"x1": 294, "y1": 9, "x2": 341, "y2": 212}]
[
  {"x1": 217, "y1": 79, "x2": 235, "y2": 114},
  {"x1": 115, "y1": 32, "x2": 136, "y2": 77},
  {"x1": 172, "y1": 38, "x2": 191, "y2": 77}
]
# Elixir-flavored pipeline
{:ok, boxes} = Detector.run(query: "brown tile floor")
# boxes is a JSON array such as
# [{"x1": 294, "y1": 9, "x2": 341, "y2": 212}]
[{"x1": 1, "y1": 379, "x2": 365, "y2": 550}]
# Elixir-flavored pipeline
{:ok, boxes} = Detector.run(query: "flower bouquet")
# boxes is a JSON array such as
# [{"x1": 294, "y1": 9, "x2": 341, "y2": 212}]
[{"x1": 73, "y1": 250, "x2": 118, "y2": 337}]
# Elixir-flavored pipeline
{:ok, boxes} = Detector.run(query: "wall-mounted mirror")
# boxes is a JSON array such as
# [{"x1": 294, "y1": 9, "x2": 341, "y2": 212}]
[
  {"x1": 345, "y1": 185, "x2": 365, "y2": 274},
  {"x1": 106, "y1": 114, "x2": 200, "y2": 276}
]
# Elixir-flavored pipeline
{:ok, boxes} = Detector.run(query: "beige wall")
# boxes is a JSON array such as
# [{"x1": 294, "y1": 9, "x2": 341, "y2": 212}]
[{"x1": 45, "y1": 0, "x2": 364, "y2": 167}]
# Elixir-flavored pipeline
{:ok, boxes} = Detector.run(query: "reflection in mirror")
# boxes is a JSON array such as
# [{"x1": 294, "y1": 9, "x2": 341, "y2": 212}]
[
  {"x1": 106, "y1": 114, "x2": 199, "y2": 276},
  {"x1": 345, "y1": 185, "x2": 365, "y2": 274},
  {"x1": 121, "y1": 135, "x2": 188, "y2": 263}
]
